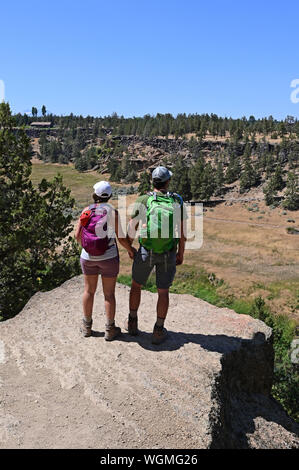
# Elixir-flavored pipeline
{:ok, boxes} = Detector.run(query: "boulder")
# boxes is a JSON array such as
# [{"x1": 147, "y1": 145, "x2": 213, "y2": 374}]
[{"x1": 0, "y1": 276, "x2": 298, "y2": 449}]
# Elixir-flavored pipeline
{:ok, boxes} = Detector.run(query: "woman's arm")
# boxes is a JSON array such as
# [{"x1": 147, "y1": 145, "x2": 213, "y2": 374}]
[
  {"x1": 75, "y1": 206, "x2": 89, "y2": 246},
  {"x1": 75, "y1": 219, "x2": 82, "y2": 245}
]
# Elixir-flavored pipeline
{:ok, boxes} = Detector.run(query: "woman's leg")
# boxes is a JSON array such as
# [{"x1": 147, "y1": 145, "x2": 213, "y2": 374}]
[
  {"x1": 102, "y1": 276, "x2": 121, "y2": 341},
  {"x1": 83, "y1": 274, "x2": 99, "y2": 321},
  {"x1": 101, "y1": 276, "x2": 117, "y2": 325}
]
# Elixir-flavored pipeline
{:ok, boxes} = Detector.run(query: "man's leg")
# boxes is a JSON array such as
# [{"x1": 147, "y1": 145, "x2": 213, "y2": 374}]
[
  {"x1": 126, "y1": 247, "x2": 153, "y2": 335},
  {"x1": 151, "y1": 288, "x2": 169, "y2": 344},
  {"x1": 156, "y1": 288, "x2": 169, "y2": 325},
  {"x1": 129, "y1": 279, "x2": 142, "y2": 315},
  {"x1": 152, "y1": 251, "x2": 176, "y2": 344}
]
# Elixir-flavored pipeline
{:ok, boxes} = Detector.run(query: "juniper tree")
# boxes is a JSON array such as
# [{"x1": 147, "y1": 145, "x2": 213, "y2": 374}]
[{"x1": 0, "y1": 102, "x2": 79, "y2": 320}]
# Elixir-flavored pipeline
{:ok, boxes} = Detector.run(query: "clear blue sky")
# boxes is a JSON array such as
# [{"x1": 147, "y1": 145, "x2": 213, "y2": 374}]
[{"x1": 1, "y1": 0, "x2": 299, "y2": 119}]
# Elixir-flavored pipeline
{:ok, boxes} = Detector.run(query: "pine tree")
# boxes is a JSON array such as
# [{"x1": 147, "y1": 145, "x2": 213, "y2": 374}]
[
  {"x1": 239, "y1": 157, "x2": 260, "y2": 193},
  {"x1": 75, "y1": 155, "x2": 88, "y2": 172},
  {"x1": 272, "y1": 164, "x2": 284, "y2": 191},
  {"x1": 190, "y1": 156, "x2": 205, "y2": 200},
  {"x1": 263, "y1": 179, "x2": 277, "y2": 206},
  {"x1": 215, "y1": 161, "x2": 225, "y2": 196},
  {"x1": 226, "y1": 153, "x2": 241, "y2": 184},
  {"x1": 138, "y1": 171, "x2": 151, "y2": 194},
  {"x1": 283, "y1": 172, "x2": 299, "y2": 210},
  {"x1": 265, "y1": 154, "x2": 275, "y2": 179},
  {"x1": 168, "y1": 156, "x2": 191, "y2": 201},
  {"x1": 124, "y1": 168, "x2": 137, "y2": 184},
  {"x1": 199, "y1": 162, "x2": 216, "y2": 200}
]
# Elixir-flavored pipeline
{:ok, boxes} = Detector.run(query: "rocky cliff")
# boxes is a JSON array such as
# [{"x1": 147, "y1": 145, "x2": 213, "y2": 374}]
[{"x1": 0, "y1": 276, "x2": 298, "y2": 449}]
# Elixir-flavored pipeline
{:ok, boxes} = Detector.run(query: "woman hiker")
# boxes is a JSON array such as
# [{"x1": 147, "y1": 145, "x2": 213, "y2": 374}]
[{"x1": 75, "y1": 181, "x2": 136, "y2": 341}]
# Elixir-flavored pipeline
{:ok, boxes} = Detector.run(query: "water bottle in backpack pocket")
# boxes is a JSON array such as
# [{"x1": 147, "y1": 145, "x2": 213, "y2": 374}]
[{"x1": 81, "y1": 204, "x2": 110, "y2": 255}]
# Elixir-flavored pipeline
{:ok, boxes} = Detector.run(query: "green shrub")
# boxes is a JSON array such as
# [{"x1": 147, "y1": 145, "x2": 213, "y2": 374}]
[{"x1": 0, "y1": 103, "x2": 81, "y2": 320}]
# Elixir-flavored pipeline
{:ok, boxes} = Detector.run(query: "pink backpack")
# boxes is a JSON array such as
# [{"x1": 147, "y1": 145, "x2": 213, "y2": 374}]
[{"x1": 81, "y1": 204, "x2": 110, "y2": 256}]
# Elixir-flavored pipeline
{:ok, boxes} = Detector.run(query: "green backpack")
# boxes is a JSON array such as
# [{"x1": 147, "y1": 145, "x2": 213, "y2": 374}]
[{"x1": 139, "y1": 191, "x2": 183, "y2": 253}]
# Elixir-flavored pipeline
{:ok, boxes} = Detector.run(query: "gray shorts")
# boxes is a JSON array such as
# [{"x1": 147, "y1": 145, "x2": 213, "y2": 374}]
[{"x1": 132, "y1": 246, "x2": 177, "y2": 290}]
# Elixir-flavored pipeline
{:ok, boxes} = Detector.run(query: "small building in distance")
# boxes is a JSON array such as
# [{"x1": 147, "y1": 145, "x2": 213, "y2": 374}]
[{"x1": 30, "y1": 122, "x2": 52, "y2": 128}]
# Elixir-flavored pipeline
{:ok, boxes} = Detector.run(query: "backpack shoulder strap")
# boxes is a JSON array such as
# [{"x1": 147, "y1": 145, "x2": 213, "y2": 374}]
[
  {"x1": 89, "y1": 203, "x2": 97, "y2": 211},
  {"x1": 145, "y1": 192, "x2": 155, "y2": 209},
  {"x1": 169, "y1": 192, "x2": 183, "y2": 206},
  {"x1": 147, "y1": 191, "x2": 157, "y2": 200}
]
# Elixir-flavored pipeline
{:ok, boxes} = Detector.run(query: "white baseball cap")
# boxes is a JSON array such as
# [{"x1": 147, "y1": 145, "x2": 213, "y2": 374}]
[{"x1": 93, "y1": 181, "x2": 112, "y2": 197}]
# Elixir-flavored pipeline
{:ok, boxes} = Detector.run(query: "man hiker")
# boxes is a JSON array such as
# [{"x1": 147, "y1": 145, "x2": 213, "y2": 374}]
[{"x1": 125, "y1": 166, "x2": 187, "y2": 344}]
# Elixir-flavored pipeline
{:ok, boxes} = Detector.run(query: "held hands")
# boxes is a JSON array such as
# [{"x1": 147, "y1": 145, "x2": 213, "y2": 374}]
[
  {"x1": 128, "y1": 246, "x2": 137, "y2": 260},
  {"x1": 176, "y1": 252, "x2": 184, "y2": 266}
]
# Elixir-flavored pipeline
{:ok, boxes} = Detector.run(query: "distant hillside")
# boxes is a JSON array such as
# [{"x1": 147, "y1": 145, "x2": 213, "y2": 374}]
[{"x1": 22, "y1": 128, "x2": 299, "y2": 209}]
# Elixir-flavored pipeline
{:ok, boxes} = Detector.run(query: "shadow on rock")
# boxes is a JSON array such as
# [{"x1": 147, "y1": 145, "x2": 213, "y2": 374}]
[{"x1": 118, "y1": 328, "x2": 248, "y2": 354}]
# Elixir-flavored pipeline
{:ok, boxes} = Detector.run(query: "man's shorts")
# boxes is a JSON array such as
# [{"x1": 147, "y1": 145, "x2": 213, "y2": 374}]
[
  {"x1": 132, "y1": 246, "x2": 177, "y2": 290},
  {"x1": 80, "y1": 256, "x2": 119, "y2": 277}
]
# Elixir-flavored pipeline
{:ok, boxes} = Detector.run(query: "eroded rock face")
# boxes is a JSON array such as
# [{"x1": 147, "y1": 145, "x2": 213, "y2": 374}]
[{"x1": 0, "y1": 276, "x2": 298, "y2": 449}]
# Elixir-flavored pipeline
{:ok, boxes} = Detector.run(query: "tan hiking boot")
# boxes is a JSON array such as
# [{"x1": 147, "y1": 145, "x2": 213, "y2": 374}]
[
  {"x1": 81, "y1": 318, "x2": 92, "y2": 337},
  {"x1": 105, "y1": 323, "x2": 121, "y2": 341},
  {"x1": 124, "y1": 314, "x2": 138, "y2": 336},
  {"x1": 152, "y1": 324, "x2": 168, "y2": 345}
]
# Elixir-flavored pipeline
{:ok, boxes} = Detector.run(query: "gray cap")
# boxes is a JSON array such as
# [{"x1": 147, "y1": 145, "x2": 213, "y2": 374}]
[{"x1": 152, "y1": 166, "x2": 173, "y2": 183}]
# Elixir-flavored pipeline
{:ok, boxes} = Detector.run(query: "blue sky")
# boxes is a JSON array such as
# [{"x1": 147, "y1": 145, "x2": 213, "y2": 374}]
[{"x1": 1, "y1": 0, "x2": 299, "y2": 119}]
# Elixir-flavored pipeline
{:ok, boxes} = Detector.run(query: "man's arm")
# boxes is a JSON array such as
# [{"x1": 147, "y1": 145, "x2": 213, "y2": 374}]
[
  {"x1": 126, "y1": 195, "x2": 148, "y2": 247},
  {"x1": 114, "y1": 210, "x2": 136, "y2": 259},
  {"x1": 127, "y1": 217, "x2": 139, "y2": 246}
]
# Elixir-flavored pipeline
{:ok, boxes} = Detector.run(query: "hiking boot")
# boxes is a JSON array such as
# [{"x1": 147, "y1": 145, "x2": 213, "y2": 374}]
[
  {"x1": 152, "y1": 324, "x2": 168, "y2": 345},
  {"x1": 81, "y1": 318, "x2": 93, "y2": 337},
  {"x1": 105, "y1": 323, "x2": 121, "y2": 341},
  {"x1": 124, "y1": 314, "x2": 138, "y2": 336}
]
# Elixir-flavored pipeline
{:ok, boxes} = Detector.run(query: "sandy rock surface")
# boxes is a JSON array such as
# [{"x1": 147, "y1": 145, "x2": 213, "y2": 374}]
[{"x1": 0, "y1": 275, "x2": 298, "y2": 449}]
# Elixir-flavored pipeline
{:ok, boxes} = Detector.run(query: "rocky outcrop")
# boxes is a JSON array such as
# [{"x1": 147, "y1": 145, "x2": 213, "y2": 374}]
[{"x1": 0, "y1": 276, "x2": 298, "y2": 449}]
